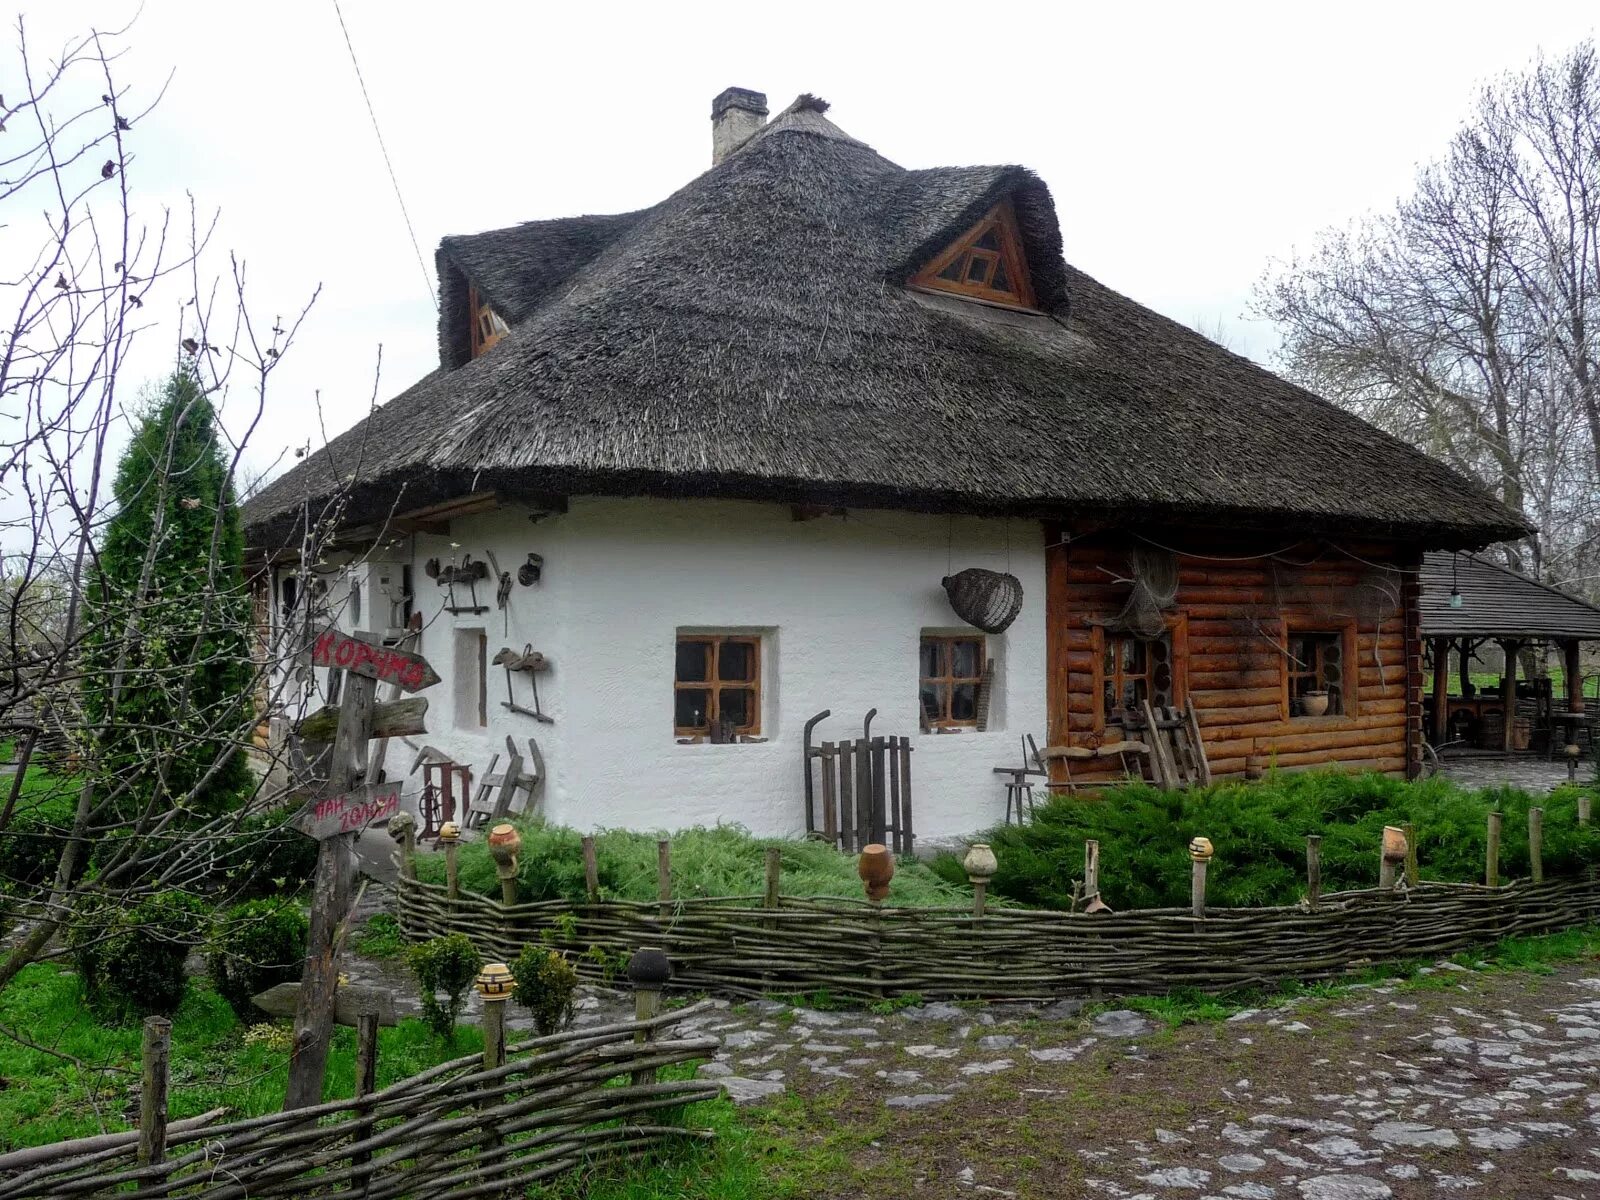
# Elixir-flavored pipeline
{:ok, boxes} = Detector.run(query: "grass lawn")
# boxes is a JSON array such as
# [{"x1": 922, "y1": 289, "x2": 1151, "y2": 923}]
[{"x1": 0, "y1": 964, "x2": 485, "y2": 1150}]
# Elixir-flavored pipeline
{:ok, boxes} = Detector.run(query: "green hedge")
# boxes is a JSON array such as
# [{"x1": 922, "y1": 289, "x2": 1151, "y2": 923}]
[{"x1": 928, "y1": 772, "x2": 1600, "y2": 911}]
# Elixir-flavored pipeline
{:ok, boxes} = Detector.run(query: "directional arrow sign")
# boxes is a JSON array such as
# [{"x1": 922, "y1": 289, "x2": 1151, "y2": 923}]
[
  {"x1": 311, "y1": 627, "x2": 439, "y2": 693},
  {"x1": 293, "y1": 781, "x2": 403, "y2": 841},
  {"x1": 296, "y1": 696, "x2": 429, "y2": 743},
  {"x1": 252, "y1": 982, "x2": 397, "y2": 1027}
]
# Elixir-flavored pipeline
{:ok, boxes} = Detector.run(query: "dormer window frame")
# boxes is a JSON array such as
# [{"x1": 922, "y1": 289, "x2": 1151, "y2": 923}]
[
  {"x1": 468, "y1": 284, "x2": 509, "y2": 358},
  {"x1": 909, "y1": 200, "x2": 1038, "y2": 311}
]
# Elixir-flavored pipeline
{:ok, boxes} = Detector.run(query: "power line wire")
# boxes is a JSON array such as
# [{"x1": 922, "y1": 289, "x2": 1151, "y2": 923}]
[{"x1": 330, "y1": 0, "x2": 437, "y2": 311}]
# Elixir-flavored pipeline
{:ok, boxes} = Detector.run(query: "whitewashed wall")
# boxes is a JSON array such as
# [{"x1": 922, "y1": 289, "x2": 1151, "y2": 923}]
[{"x1": 372, "y1": 497, "x2": 1046, "y2": 841}]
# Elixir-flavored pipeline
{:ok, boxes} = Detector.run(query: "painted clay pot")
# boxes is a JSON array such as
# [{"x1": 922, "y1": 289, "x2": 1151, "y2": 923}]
[
  {"x1": 475, "y1": 962, "x2": 514, "y2": 1000},
  {"x1": 857, "y1": 844, "x2": 895, "y2": 902},
  {"x1": 1381, "y1": 825, "x2": 1408, "y2": 865},
  {"x1": 1188, "y1": 836, "x2": 1214, "y2": 863},
  {"x1": 962, "y1": 842, "x2": 998, "y2": 884},
  {"x1": 1301, "y1": 690, "x2": 1331, "y2": 717},
  {"x1": 487, "y1": 822, "x2": 522, "y2": 870}
]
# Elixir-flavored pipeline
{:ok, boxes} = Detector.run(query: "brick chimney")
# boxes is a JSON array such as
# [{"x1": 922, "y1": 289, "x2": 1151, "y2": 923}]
[{"x1": 711, "y1": 87, "x2": 768, "y2": 165}]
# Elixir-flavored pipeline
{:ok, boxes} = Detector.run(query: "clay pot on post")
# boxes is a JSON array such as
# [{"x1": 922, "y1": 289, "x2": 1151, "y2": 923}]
[
  {"x1": 487, "y1": 823, "x2": 523, "y2": 906},
  {"x1": 963, "y1": 842, "x2": 998, "y2": 918},
  {"x1": 1301, "y1": 690, "x2": 1331, "y2": 717},
  {"x1": 857, "y1": 844, "x2": 895, "y2": 903}
]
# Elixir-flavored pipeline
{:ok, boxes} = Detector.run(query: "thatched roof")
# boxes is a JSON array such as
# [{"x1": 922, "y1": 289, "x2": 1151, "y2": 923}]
[{"x1": 244, "y1": 96, "x2": 1527, "y2": 548}]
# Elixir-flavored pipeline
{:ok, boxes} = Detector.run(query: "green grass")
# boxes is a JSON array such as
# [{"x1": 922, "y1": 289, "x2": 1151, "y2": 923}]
[
  {"x1": 417, "y1": 821, "x2": 971, "y2": 907},
  {"x1": 0, "y1": 964, "x2": 483, "y2": 1150},
  {"x1": 352, "y1": 912, "x2": 407, "y2": 959}
]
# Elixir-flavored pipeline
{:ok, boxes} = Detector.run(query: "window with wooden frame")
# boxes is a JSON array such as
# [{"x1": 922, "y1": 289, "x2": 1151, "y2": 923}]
[
  {"x1": 919, "y1": 635, "x2": 988, "y2": 730},
  {"x1": 468, "y1": 285, "x2": 509, "y2": 358},
  {"x1": 1283, "y1": 626, "x2": 1354, "y2": 718},
  {"x1": 1099, "y1": 632, "x2": 1175, "y2": 728},
  {"x1": 674, "y1": 634, "x2": 761, "y2": 739},
  {"x1": 909, "y1": 200, "x2": 1037, "y2": 309}
]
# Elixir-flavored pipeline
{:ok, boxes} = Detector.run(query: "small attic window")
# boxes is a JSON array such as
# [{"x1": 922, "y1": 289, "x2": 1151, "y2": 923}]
[
  {"x1": 911, "y1": 201, "x2": 1037, "y2": 309},
  {"x1": 468, "y1": 285, "x2": 509, "y2": 358}
]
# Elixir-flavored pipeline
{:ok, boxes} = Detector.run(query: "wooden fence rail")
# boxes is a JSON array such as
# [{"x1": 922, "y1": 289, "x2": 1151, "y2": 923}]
[
  {"x1": 0, "y1": 1004, "x2": 718, "y2": 1199},
  {"x1": 396, "y1": 872, "x2": 1600, "y2": 1003}
]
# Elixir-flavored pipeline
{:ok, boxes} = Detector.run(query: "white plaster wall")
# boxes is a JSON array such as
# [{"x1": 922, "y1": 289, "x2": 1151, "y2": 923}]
[{"x1": 378, "y1": 497, "x2": 1046, "y2": 841}]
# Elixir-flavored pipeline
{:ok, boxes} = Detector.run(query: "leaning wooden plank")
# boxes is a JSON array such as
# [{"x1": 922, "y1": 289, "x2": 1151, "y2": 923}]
[
  {"x1": 837, "y1": 741, "x2": 854, "y2": 853},
  {"x1": 899, "y1": 739, "x2": 914, "y2": 852},
  {"x1": 888, "y1": 738, "x2": 903, "y2": 854},
  {"x1": 870, "y1": 737, "x2": 887, "y2": 845},
  {"x1": 1141, "y1": 700, "x2": 1176, "y2": 788},
  {"x1": 820, "y1": 743, "x2": 838, "y2": 847},
  {"x1": 1185, "y1": 698, "x2": 1213, "y2": 785}
]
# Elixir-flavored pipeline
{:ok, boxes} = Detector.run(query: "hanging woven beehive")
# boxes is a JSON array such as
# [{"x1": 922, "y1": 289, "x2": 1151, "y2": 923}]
[{"x1": 941, "y1": 568, "x2": 1024, "y2": 634}]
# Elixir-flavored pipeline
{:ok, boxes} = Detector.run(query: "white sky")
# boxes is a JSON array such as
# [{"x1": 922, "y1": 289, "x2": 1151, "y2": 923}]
[{"x1": 15, "y1": 0, "x2": 1600, "y2": 487}]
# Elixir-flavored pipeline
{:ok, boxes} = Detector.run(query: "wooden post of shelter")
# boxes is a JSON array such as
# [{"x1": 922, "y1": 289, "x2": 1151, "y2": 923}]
[
  {"x1": 1430, "y1": 637, "x2": 1451, "y2": 745},
  {"x1": 1564, "y1": 639, "x2": 1585, "y2": 716},
  {"x1": 285, "y1": 628, "x2": 438, "y2": 1112},
  {"x1": 1499, "y1": 640, "x2": 1520, "y2": 753},
  {"x1": 1486, "y1": 811, "x2": 1502, "y2": 888},
  {"x1": 138, "y1": 1016, "x2": 171, "y2": 1169}
]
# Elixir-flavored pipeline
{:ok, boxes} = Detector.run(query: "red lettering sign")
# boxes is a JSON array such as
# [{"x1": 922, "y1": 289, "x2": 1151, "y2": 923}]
[
  {"x1": 309, "y1": 627, "x2": 439, "y2": 694},
  {"x1": 293, "y1": 782, "x2": 405, "y2": 842}
]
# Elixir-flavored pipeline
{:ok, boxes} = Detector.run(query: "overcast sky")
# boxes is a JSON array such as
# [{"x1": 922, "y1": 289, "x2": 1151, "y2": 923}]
[{"x1": 16, "y1": 0, "x2": 1600, "y2": 487}]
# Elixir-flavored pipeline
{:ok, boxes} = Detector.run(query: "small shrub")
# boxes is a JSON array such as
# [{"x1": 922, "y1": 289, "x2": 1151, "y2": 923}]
[
  {"x1": 207, "y1": 899, "x2": 309, "y2": 1019},
  {"x1": 408, "y1": 933, "x2": 481, "y2": 1040},
  {"x1": 71, "y1": 892, "x2": 208, "y2": 1022},
  {"x1": 510, "y1": 946, "x2": 578, "y2": 1036}
]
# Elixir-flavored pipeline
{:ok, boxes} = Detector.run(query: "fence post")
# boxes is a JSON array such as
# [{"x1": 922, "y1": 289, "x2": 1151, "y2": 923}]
[
  {"x1": 1305, "y1": 835, "x2": 1322, "y2": 909},
  {"x1": 1528, "y1": 807, "x2": 1544, "y2": 885},
  {"x1": 628, "y1": 947, "x2": 671, "y2": 1089},
  {"x1": 582, "y1": 835, "x2": 600, "y2": 904},
  {"x1": 477, "y1": 964, "x2": 512, "y2": 1070},
  {"x1": 1402, "y1": 822, "x2": 1419, "y2": 888},
  {"x1": 441, "y1": 822, "x2": 461, "y2": 899},
  {"x1": 657, "y1": 839, "x2": 672, "y2": 920},
  {"x1": 1379, "y1": 826, "x2": 1405, "y2": 891},
  {"x1": 352, "y1": 1010, "x2": 379, "y2": 1194},
  {"x1": 763, "y1": 847, "x2": 781, "y2": 930},
  {"x1": 388, "y1": 810, "x2": 418, "y2": 881},
  {"x1": 1580, "y1": 792, "x2": 1592, "y2": 827},
  {"x1": 488, "y1": 823, "x2": 521, "y2": 906},
  {"x1": 1188, "y1": 837, "x2": 1212, "y2": 920},
  {"x1": 1084, "y1": 839, "x2": 1101, "y2": 909},
  {"x1": 963, "y1": 843, "x2": 997, "y2": 919},
  {"x1": 1486, "y1": 811, "x2": 1502, "y2": 887},
  {"x1": 138, "y1": 1016, "x2": 171, "y2": 1169}
]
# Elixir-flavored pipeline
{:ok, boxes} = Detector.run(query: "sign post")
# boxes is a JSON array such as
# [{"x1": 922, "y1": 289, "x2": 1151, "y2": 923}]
[{"x1": 283, "y1": 628, "x2": 437, "y2": 1112}]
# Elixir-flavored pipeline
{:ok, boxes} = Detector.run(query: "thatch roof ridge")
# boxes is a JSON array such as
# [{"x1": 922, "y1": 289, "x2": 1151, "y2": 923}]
[{"x1": 243, "y1": 97, "x2": 1527, "y2": 549}]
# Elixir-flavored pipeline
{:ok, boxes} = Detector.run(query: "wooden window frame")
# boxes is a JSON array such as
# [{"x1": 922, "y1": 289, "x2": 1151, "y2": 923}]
[
  {"x1": 468, "y1": 284, "x2": 509, "y2": 358},
  {"x1": 1279, "y1": 617, "x2": 1360, "y2": 720},
  {"x1": 909, "y1": 201, "x2": 1038, "y2": 310},
  {"x1": 674, "y1": 634, "x2": 762, "y2": 738},
  {"x1": 1090, "y1": 614, "x2": 1189, "y2": 734},
  {"x1": 919, "y1": 634, "x2": 987, "y2": 729}
]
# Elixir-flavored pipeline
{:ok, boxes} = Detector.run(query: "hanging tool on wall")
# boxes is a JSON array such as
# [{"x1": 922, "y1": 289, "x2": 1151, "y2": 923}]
[
  {"x1": 492, "y1": 643, "x2": 554, "y2": 723},
  {"x1": 436, "y1": 554, "x2": 490, "y2": 615},
  {"x1": 484, "y1": 550, "x2": 513, "y2": 634},
  {"x1": 518, "y1": 553, "x2": 543, "y2": 586}
]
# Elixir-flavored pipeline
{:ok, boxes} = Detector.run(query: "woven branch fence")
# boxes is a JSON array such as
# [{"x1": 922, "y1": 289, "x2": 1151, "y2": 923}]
[
  {"x1": 396, "y1": 873, "x2": 1600, "y2": 1002},
  {"x1": 0, "y1": 1003, "x2": 718, "y2": 1200}
]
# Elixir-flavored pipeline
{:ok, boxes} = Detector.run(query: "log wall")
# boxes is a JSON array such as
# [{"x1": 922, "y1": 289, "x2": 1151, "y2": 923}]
[{"x1": 1047, "y1": 533, "x2": 1424, "y2": 783}]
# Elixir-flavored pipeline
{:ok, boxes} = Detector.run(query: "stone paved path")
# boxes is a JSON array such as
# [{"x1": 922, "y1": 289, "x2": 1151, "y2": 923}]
[
  {"x1": 343, "y1": 907, "x2": 1600, "y2": 1197},
  {"x1": 1440, "y1": 757, "x2": 1577, "y2": 795}
]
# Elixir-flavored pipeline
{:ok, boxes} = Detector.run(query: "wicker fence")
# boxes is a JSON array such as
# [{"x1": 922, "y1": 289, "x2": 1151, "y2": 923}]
[
  {"x1": 0, "y1": 1004, "x2": 718, "y2": 1200},
  {"x1": 396, "y1": 873, "x2": 1600, "y2": 1002}
]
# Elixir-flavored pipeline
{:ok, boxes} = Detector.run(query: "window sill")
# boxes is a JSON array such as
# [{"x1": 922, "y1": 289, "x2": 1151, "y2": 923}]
[{"x1": 919, "y1": 727, "x2": 1002, "y2": 737}]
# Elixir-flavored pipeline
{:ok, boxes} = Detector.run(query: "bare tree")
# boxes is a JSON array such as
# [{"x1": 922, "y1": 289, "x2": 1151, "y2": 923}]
[{"x1": 1255, "y1": 40, "x2": 1600, "y2": 593}]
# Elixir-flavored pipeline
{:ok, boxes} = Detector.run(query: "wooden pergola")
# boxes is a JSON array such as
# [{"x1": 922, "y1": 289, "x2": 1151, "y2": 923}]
[{"x1": 1420, "y1": 552, "x2": 1600, "y2": 753}]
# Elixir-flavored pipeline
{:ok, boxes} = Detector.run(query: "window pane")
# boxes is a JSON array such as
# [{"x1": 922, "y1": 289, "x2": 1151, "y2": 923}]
[
  {"x1": 718, "y1": 640, "x2": 755, "y2": 683},
  {"x1": 921, "y1": 683, "x2": 945, "y2": 722},
  {"x1": 950, "y1": 639, "x2": 982, "y2": 678},
  {"x1": 1121, "y1": 680, "x2": 1142, "y2": 710},
  {"x1": 966, "y1": 255, "x2": 994, "y2": 286},
  {"x1": 1101, "y1": 677, "x2": 1117, "y2": 721},
  {"x1": 991, "y1": 258, "x2": 1011, "y2": 292},
  {"x1": 920, "y1": 639, "x2": 942, "y2": 679},
  {"x1": 675, "y1": 689, "x2": 710, "y2": 729},
  {"x1": 1121, "y1": 638, "x2": 1146, "y2": 672},
  {"x1": 676, "y1": 640, "x2": 710, "y2": 683},
  {"x1": 721, "y1": 688, "x2": 753, "y2": 728},
  {"x1": 938, "y1": 257, "x2": 965, "y2": 282},
  {"x1": 973, "y1": 228, "x2": 1001, "y2": 251},
  {"x1": 950, "y1": 683, "x2": 977, "y2": 722}
]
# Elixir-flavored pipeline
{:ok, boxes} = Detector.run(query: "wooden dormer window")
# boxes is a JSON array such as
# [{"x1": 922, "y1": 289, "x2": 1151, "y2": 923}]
[
  {"x1": 468, "y1": 285, "x2": 509, "y2": 358},
  {"x1": 911, "y1": 201, "x2": 1036, "y2": 309}
]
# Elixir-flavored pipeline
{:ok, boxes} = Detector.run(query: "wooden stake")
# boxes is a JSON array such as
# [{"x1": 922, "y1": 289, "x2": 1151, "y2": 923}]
[
  {"x1": 1305, "y1": 835, "x2": 1322, "y2": 909},
  {"x1": 138, "y1": 1017, "x2": 171, "y2": 1169},
  {"x1": 444, "y1": 841, "x2": 460, "y2": 900},
  {"x1": 397, "y1": 821, "x2": 417, "y2": 881},
  {"x1": 1191, "y1": 859, "x2": 1207, "y2": 920},
  {"x1": 763, "y1": 847, "x2": 781, "y2": 929},
  {"x1": 632, "y1": 985, "x2": 662, "y2": 1088},
  {"x1": 1580, "y1": 792, "x2": 1592, "y2": 826},
  {"x1": 582, "y1": 836, "x2": 600, "y2": 904},
  {"x1": 1378, "y1": 850, "x2": 1397, "y2": 891},
  {"x1": 352, "y1": 1011, "x2": 379, "y2": 1192},
  {"x1": 498, "y1": 868, "x2": 518, "y2": 907},
  {"x1": 1529, "y1": 807, "x2": 1544, "y2": 884},
  {"x1": 1403, "y1": 822, "x2": 1419, "y2": 888},
  {"x1": 482, "y1": 999, "x2": 507, "y2": 1071},
  {"x1": 657, "y1": 839, "x2": 672, "y2": 918},
  {"x1": 1486, "y1": 811, "x2": 1502, "y2": 888},
  {"x1": 1084, "y1": 839, "x2": 1101, "y2": 906},
  {"x1": 973, "y1": 878, "x2": 989, "y2": 919}
]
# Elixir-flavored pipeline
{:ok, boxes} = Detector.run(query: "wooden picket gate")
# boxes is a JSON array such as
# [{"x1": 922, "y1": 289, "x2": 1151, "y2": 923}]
[{"x1": 805, "y1": 732, "x2": 914, "y2": 854}]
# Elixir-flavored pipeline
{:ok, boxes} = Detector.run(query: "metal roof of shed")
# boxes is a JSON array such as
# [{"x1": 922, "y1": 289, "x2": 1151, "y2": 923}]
[{"x1": 1420, "y1": 551, "x2": 1600, "y2": 641}]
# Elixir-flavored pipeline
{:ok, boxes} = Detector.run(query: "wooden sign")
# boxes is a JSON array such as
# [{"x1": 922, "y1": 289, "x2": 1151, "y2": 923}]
[
  {"x1": 293, "y1": 782, "x2": 403, "y2": 841},
  {"x1": 311, "y1": 627, "x2": 439, "y2": 693},
  {"x1": 296, "y1": 697, "x2": 429, "y2": 743},
  {"x1": 252, "y1": 982, "x2": 397, "y2": 1027}
]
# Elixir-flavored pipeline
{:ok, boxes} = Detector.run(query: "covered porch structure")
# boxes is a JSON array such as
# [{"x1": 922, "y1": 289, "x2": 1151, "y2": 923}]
[{"x1": 1420, "y1": 551, "x2": 1600, "y2": 757}]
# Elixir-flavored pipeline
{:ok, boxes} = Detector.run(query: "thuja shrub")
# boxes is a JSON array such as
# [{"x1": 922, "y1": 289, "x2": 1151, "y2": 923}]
[
  {"x1": 929, "y1": 772, "x2": 1600, "y2": 912},
  {"x1": 510, "y1": 945, "x2": 578, "y2": 1036},
  {"x1": 409, "y1": 933, "x2": 481, "y2": 1039},
  {"x1": 71, "y1": 892, "x2": 209, "y2": 1022},
  {"x1": 207, "y1": 899, "x2": 308, "y2": 1020}
]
